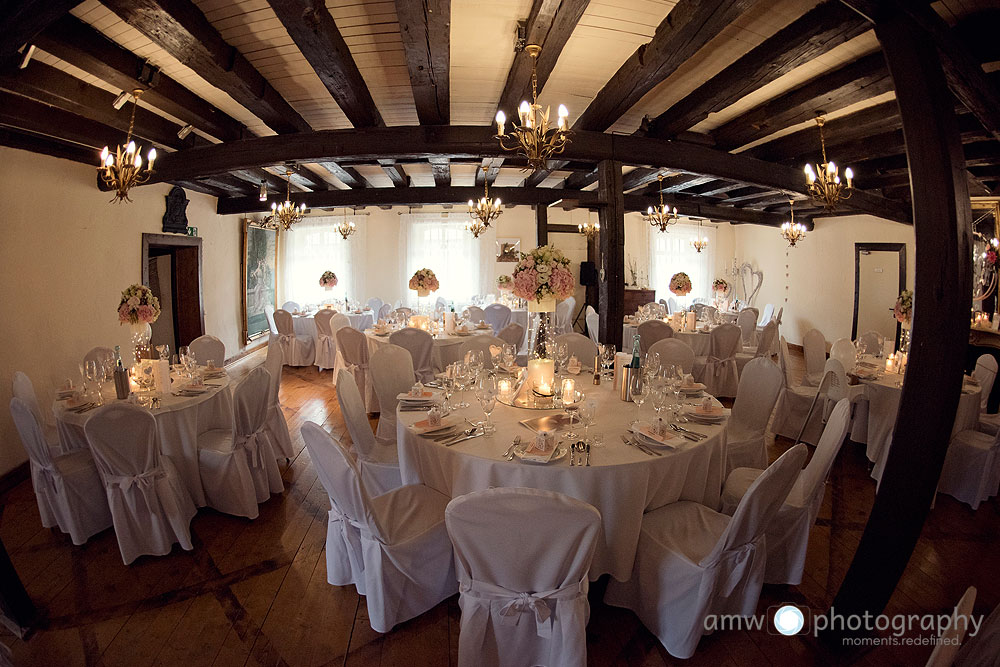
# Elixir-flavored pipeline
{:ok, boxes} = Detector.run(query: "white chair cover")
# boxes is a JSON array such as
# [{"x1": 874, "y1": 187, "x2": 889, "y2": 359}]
[
  {"x1": 736, "y1": 310, "x2": 757, "y2": 348},
  {"x1": 648, "y1": 338, "x2": 695, "y2": 374},
  {"x1": 856, "y1": 330, "x2": 884, "y2": 356},
  {"x1": 189, "y1": 334, "x2": 225, "y2": 366},
  {"x1": 436, "y1": 296, "x2": 449, "y2": 309},
  {"x1": 667, "y1": 297, "x2": 678, "y2": 315},
  {"x1": 585, "y1": 305, "x2": 600, "y2": 345},
  {"x1": 938, "y1": 425, "x2": 1000, "y2": 510},
  {"x1": 927, "y1": 586, "x2": 977, "y2": 667},
  {"x1": 459, "y1": 335, "x2": 507, "y2": 370},
  {"x1": 721, "y1": 399, "x2": 852, "y2": 585},
  {"x1": 483, "y1": 304, "x2": 512, "y2": 335},
  {"x1": 281, "y1": 300, "x2": 300, "y2": 312},
  {"x1": 801, "y1": 328, "x2": 827, "y2": 387},
  {"x1": 445, "y1": 487, "x2": 601, "y2": 667},
  {"x1": 313, "y1": 308, "x2": 339, "y2": 371},
  {"x1": 331, "y1": 312, "x2": 351, "y2": 332},
  {"x1": 555, "y1": 300, "x2": 572, "y2": 335},
  {"x1": 953, "y1": 593, "x2": 1000, "y2": 666},
  {"x1": 370, "y1": 344, "x2": 416, "y2": 441},
  {"x1": 10, "y1": 398, "x2": 111, "y2": 545},
  {"x1": 974, "y1": 354, "x2": 998, "y2": 414},
  {"x1": 366, "y1": 297, "x2": 383, "y2": 314},
  {"x1": 757, "y1": 303, "x2": 774, "y2": 326},
  {"x1": 337, "y1": 326, "x2": 376, "y2": 411},
  {"x1": 725, "y1": 357, "x2": 784, "y2": 473},
  {"x1": 772, "y1": 337, "x2": 838, "y2": 445},
  {"x1": 301, "y1": 421, "x2": 456, "y2": 632},
  {"x1": 264, "y1": 305, "x2": 278, "y2": 337},
  {"x1": 83, "y1": 404, "x2": 196, "y2": 564},
  {"x1": 637, "y1": 320, "x2": 673, "y2": 355},
  {"x1": 497, "y1": 323, "x2": 526, "y2": 349},
  {"x1": 605, "y1": 445, "x2": 807, "y2": 659},
  {"x1": 377, "y1": 303, "x2": 392, "y2": 321},
  {"x1": 395, "y1": 307, "x2": 414, "y2": 318},
  {"x1": 199, "y1": 366, "x2": 282, "y2": 518},
  {"x1": 336, "y1": 368, "x2": 401, "y2": 496},
  {"x1": 389, "y1": 327, "x2": 435, "y2": 382},
  {"x1": 83, "y1": 346, "x2": 115, "y2": 367},
  {"x1": 555, "y1": 333, "x2": 598, "y2": 369},
  {"x1": 12, "y1": 370, "x2": 59, "y2": 447},
  {"x1": 736, "y1": 320, "x2": 777, "y2": 375},
  {"x1": 463, "y1": 306, "x2": 486, "y2": 324},
  {"x1": 829, "y1": 337, "x2": 857, "y2": 374},
  {"x1": 692, "y1": 324, "x2": 741, "y2": 398},
  {"x1": 274, "y1": 309, "x2": 316, "y2": 366},
  {"x1": 263, "y1": 340, "x2": 294, "y2": 459}
]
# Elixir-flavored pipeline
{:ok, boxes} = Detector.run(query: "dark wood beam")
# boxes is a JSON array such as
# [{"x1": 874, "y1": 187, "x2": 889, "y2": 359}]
[
  {"x1": 475, "y1": 157, "x2": 503, "y2": 186},
  {"x1": 316, "y1": 161, "x2": 367, "y2": 188},
  {"x1": 394, "y1": 0, "x2": 449, "y2": 125},
  {"x1": 102, "y1": 0, "x2": 311, "y2": 134},
  {"x1": 175, "y1": 179, "x2": 228, "y2": 198},
  {"x1": 573, "y1": 0, "x2": 755, "y2": 132},
  {"x1": 194, "y1": 174, "x2": 252, "y2": 196},
  {"x1": 231, "y1": 168, "x2": 293, "y2": 194},
  {"x1": 621, "y1": 167, "x2": 662, "y2": 192},
  {"x1": 536, "y1": 204, "x2": 548, "y2": 245},
  {"x1": 597, "y1": 160, "x2": 624, "y2": 348},
  {"x1": 267, "y1": 0, "x2": 382, "y2": 129},
  {"x1": 0, "y1": 90, "x2": 128, "y2": 150},
  {"x1": 661, "y1": 175, "x2": 714, "y2": 193},
  {"x1": 279, "y1": 164, "x2": 327, "y2": 191},
  {"x1": 496, "y1": 0, "x2": 590, "y2": 118},
  {"x1": 646, "y1": 1, "x2": 870, "y2": 139},
  {"x1": 696, "y1": 180, "x2": 744, "y2": 197},
  {"x1": 855, "y1": 139, "x2": 1000, "y2": 174},
  {"x1": 0, "y1": 0, "x2": 79, "y2": 63},
  {"x1": 0, "y1": 61, "x2": 194, "y2": 151},
  {"x1": 715, "y1": 186, "x2": 771, "y2": 202},
  {"x1": 712, "y1": 52, "x2": 892, "y2": 150},
  {"x1": 35, "y1": 15, "x2": 245, "y2": 142},
  {"x1": 825, "y1": 4, "x2": 971, "y2": 640},
  {"x1": 429, "y1": 156, "x2": 451, "y2": 187},
  {"x1": 378, "y1": 159, "x2": 408, "y2": 187},
  {"x1": 0, "y1": 126, "x2": 95, "y2": 165},
  {"x1": 564, "y1": 166, "x2": 599, "y2": 190}
]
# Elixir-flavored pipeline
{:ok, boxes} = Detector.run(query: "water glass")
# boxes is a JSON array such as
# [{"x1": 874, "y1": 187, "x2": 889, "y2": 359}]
[
  {"x1": 475, "y1": 374, "x2": 497, "y2": 432},
  {"x1": 555, "y1": 343, "x2": 570, "y2": 374},
  {"x1": 578, "y1": 400, "x2": 596, "y2": 442},
  {"x1": 644, "y1": 351, "x2": 661, "y2": 380},
  {"x1": 629, "y1": 373, "x2": 647, "y2": 426},
  {"x1": 501, "y1": 344, "x2": 517, "y2": 369}
]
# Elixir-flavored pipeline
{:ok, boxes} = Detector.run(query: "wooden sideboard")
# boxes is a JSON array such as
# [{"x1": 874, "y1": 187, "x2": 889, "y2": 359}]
[{"x1": 623, "y1": 288, "x2": 655, "y2": 316}]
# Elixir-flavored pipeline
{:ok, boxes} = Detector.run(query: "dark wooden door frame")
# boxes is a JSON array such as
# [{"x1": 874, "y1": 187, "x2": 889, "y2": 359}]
[
  {"x1": 140, "y1": 233, "x2": 206, "y2": 339},
  {"x1": 851, "y1": 242, "x2": 906, "y2": 344}
]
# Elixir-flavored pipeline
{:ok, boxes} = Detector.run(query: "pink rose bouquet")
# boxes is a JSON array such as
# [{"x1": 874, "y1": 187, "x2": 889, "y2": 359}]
[
  {"x1": 319, "y1": 271, "x2": 338, "y2": 288},
  {"x1": 496, "y1": 275, "x2": 513, "y2": 291},
  {"x1": 409, "y1": 268, "x2": 440, "y2": 293},
  {"x1": 118, "y1": 284, "x2": 161, "y2": 325},
  {"x1": 512, "y1": 245, "x2": 575, "y2": 303},
  {"x1": 894, "y1": 289, "x2": 913, "y2": 324},
  {"x1": 669, "y1": 272, "x2": 692, "y2": 296}
]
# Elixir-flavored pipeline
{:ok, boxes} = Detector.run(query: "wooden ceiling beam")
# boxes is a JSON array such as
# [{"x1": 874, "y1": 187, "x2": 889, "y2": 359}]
[
  {"x1": 394, "y1": 0, "x2": 449, "y2": 125},
  {"x1": 0, "y1": 90, "x2": 130, "y2": 150},
  {"x1": 564, "y1": 165, "x2": 599, "y2": 190},
  {"x1": 496, "y1": 0, "x2": 590, "y2": 118},
  {"x1": 378, "y1": 159, "x2": 408, "y2": 187},
  {"x1": 0, "y1": 126, "x2": 96, "y2": 165},
  {"x1": 695, "y1": 180, "x2": 745, "y2": 197},
  {"x1": 573, "y1": 0, "x2": 755, "y2": 132},
  {"x1": 712, "y1": 52, "x2": 892, "y2": 150},
  {"x1": 316, "y1": 161, "x2": 367, "y2": 188},
  {"x1": 620, "y1": 167, "x2": 664, "y2": 192},
  {"x1": 35, "y1": 15, "x2": 245, "y2": 142},
  {"x1": 475, "y1": 157, "x2": 503, "y2": 186},
  {"x1": 429, "y1": 156, "x2": 451, "y2": 187},
  {"x1": 0, "y1": 0, "x2": 79, "y2": 64},
  {"x1": 231, "y1": 168, "x2": 295, "y2": 194},
  {"x1": 661, "y1": 175, "x2": 714, "y2": 193},
  {"x1": 646, "y1": 1, "x2": 870, "y2": 139},
  {"x1": 102, "y1": 0, "x2": 311, "y2": 134}
]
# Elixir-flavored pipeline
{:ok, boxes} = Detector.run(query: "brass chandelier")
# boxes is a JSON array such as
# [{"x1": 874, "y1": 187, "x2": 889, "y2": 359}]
[
  {"x1": 578, "y1": 216, "x2": 600, "y2": 240},
  {"x1": 336, "y1": 209, "x2": 356, "y2": 240},
  {"x1": 467, "y1": 167, "x2": 502, "y2": 238},
  {"x1": 98, "y1": 89, "x2": 156, "y2": 204},
  {"x1": 804, "y1": 116, "x2": 853, "y2": 211},
  {"x1": 263, "y1": 171, "x2": 306, "y2": 231},
  {"x1": 691, "y1": 221, "x2": 709, "y2": 253},
  {"x1": 494, "y1": 44, "x2": 572, "y2": 172},
  {"x1": 780, "y1": 199, "x2": 806, "y2": 247},
  {"x1": 645, "y1": 173, "x2": 679, "y2": 232}
]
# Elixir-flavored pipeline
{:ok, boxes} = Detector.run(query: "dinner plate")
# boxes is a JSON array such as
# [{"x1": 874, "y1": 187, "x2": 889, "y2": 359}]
[
  {"x1": 409, "y1": 416, "x2": 459, "y2": 435},
  {"x1": 513, "y1": 442, "x2": 568, "y2": 464},
  {"x1": 679, "y1": 383, "x2": 706, "y2": 393},
  {"x1": 630, "y1": 422, "x2": 685, "y2": 448},
  {"x1": 397, "y1": 390, "x2": 441, "y2": 403},
  {"x1": 683, "y1": 407, "x2": 727, "y2": 423}
]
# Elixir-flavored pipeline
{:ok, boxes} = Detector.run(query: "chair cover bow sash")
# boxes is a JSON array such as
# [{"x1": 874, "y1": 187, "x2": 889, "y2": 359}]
[
  {"x1": 705, "y1": 353, "x2": 736, "y2": 377},
  {"x1": 107, "y1": 468, "x2": 166, "y2": 515},
  {"x1": 318, "y1": 333, "x2": 337, "y2": 360},
  {"x1": 712, "y1": 541, "x2": 758, "y2": 597},
  {"x1": 461, "y1": 577, "x2": 587, "y2": 639},
  {"x1": 236, "y1": 431, "x2": 266, "y2": 468}
]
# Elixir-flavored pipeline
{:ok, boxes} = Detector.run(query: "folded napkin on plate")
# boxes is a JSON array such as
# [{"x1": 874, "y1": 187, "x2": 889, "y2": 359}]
[{"x1": 518, "y1": 442, "x2": 557, "y2": 463}]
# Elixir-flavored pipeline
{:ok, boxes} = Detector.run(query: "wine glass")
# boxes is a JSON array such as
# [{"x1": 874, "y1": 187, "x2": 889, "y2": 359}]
[
  {"x1": 177, "y1": 346, "x2": 190, "y2": 368},
  {"x1": 441, "y1": 375, "x2": 454, "y2": 413},
  {"x1": 90, "y1": 361, "x2": 106, "y2": 405},
  {"x1": 78, "y1": 362, "x2": 88, "y2": 394},
  {"x1": 578, "y1": 400, "x2": 596, "y2": 443},
  {"x1": 475, "y1": 374, "x2": 497, "y2": 433},
  {"x1": 644, "y1": 351, "x2": 661, "y2": 381},
  {"x1": 555, "y1": 343, "x2": 570, "y2": 375},
  {"x1": 84, "y1": 360, "x2": 98, "y2": 400},
  {"x1": 455, "y1": 362, "x2": 471, "y2": 409},
  {"x1": 651, "y1": 383, "x2": 669, "y2": 420},
  {"x1": 629, "y1": 373, "x2": 647, "y2": 427},
  {"x1": 502, "y1": 344, "x2": 517, "y2": 370},
  {"x1": 601, "y1": 344, "x2": 616, "y2": 381}
]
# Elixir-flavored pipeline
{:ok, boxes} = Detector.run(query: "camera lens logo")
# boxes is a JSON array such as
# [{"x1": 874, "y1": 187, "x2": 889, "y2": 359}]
[{"x1": 773, "y1": 605, "x2": 805, "y2": 636}]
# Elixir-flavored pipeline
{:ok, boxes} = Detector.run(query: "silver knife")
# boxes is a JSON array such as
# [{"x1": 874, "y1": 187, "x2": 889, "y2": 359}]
[
  {"x1": 446, "y1": 430, "x2": 484, "y2": 447},
  {"x1": 632, "y1": 437, "x2": 663, "y2": 457},
  {"x1": 672, "y1": 424, "x2": 707, "y2": 440},
  {"x1": 621, "y1": 435, "x2": 653, "y2": 456}
]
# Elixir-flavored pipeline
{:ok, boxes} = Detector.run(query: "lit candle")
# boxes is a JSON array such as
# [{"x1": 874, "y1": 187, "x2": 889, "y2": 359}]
[
  {"x1": 498, "y1": 378, "x2": 512, "y2": 400},
  {"x1": 561, "y1": 378, "x2": 576, "y2": 404},
  {"x1": 527, "y1": 358, "x2": 555, "y2": 394}
]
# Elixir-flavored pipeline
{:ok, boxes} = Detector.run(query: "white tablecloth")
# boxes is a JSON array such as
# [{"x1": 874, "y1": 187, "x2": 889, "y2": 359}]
[
  {"x1": 292, "y1": 311, "x2": 374, "y2": 342},
  {"x1": 396, "y1": 381, "x2": 728, "y2": 581},
  {"x1": 864, "y1": 371, "x2": 980, "y2": 483},
  {"x1": 54, "y1": 371, "x2": 234, "y2": 507},
  {"x1": 622, "y1": 323, "x2": 713, "y2": 356},
  {"x1": 366, "y1": 329, "x2": 482, "y2": 373}
]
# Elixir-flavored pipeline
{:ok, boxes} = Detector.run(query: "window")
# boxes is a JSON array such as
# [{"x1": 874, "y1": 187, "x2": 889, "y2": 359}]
[
  {"x1": 280, "y1": 215, "x2": 366, "y2": 306},
  {"x1": 400, "y1": 214, "x2": 492, "y2": 306},
  {"x1": 648, "y1": 222, "x2": 716, "y2": 302}
]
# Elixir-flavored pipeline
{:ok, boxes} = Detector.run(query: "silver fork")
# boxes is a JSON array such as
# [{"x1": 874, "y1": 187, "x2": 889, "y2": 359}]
[{"x1": 502, "y1": 436, "x2": 521, "y2": 461}]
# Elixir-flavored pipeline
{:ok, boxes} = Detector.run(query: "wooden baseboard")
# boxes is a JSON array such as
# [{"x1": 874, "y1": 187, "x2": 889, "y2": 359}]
[
  {"x1": 788, "y1": 342, "x2": 804, "y2": 353},
  {"x1": 224, "y1": 340, "x2": 267, "y2": 367},
  {"x1": 0, "y1": 462, "x2": 29, "y2": 499}
]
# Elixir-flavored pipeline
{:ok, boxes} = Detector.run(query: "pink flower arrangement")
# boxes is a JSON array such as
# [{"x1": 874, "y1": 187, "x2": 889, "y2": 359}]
[
  {"x1": 118, "y1": 284, "x2": 161, "y2": 325},
  {"x1": 496, "y1": 275, "x2": 513, "y2": 291},
  {"x1": 712, "y1": 278, "x2": 729, "y2": 294},
  {"x1": 319, "y1": 270, "x2": 338, "y2": 288},
  {"x1": 409, "y1": 268, "x2": 440, "y2": 293},
  {"x1": 669, "y1": 272, "x2": 692, "y2": 296},
  {"x1": 894, "y1": 289, "x2": 913, "y2": 324},
  {"x1": 511, "y1": 245, "x2": 575, "y2": 303}
]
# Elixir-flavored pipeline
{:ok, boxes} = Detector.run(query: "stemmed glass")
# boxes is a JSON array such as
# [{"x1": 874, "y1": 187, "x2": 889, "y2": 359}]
[
  {"x1": 475, "y1": 374, "x2": 497, "y2": 433},
  {"x1": 629, "y1": 372, "x2": 647, "y2": 427},
  {"x1": 156, "y1": 344, "x2": 170, "y2": 361},
  {"x1": 501, "y1": 344, "x2": 517, "y2": 370},
  {"x1": 85, "y1": 360, "x2": 102, "y2": 405},
  {"x1": 555, "y1": 343, "x2": 570, "y2": 375},
  {"x1": 651, "y1": 383, "x2": 669, "y2": 421},
  {"x1": 563, "y1": 390, "x2": 581, "y2": 438},
  {"x1": 601, "y1": 344, "x2": 616, "y2": 381},
  {"x1": 441, "y1": 375, "x2": 454, "y2": 414},
  {"x1": 455, "y1": 362, "x2": 471, "y2": 409},
  {"x1": 468, "y1": 350, "x2": 485, "y2": 376},
  {"x1": 644, "y1": 351, "x2": 661, "y2": 382},
  {"x1": 78, "y1": 362, "x2": 88, "y2": 394},
  {"x1": 578, "y1": 400, "x2": 596, "y2": 443}
]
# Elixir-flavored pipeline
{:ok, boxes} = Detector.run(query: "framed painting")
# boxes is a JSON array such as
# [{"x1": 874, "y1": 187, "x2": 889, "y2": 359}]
[
  {"x1": 242, "y1": 219, "x2": 278, "y2": 343},
  {"x1": 496, "y1": 238, "x2": 520, "y2": 263}
]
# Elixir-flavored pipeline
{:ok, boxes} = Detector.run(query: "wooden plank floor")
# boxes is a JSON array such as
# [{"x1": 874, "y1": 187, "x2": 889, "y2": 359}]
[{"x1": 1, "y1": 350, "x2": 998, "y2": 666}]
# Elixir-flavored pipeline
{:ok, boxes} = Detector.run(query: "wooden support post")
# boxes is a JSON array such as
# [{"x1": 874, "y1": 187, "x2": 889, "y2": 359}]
[
  {"x1": 536, "y1": 204, "x2": 548, "y2": 246},
  {"x1": 824, "y1": 4, "x2": 972, "y2": 641},
  {"x1": 586, "y1": 233, "x2": 599, "y2": 331},
  {"x1": 597, "y1": 159, "x2": 624, "y2": 349}
]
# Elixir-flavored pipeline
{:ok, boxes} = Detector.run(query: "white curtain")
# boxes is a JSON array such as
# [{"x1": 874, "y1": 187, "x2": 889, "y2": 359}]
[
  {"x1": 399, "y1": 213, "x2": 493, "y2": 307},
  {"x1": 280, "y1": 215, "x2": 367, "y2": 306},
  {"x1": 648, "y1": 221, "x2": 717, "y2": 303}
]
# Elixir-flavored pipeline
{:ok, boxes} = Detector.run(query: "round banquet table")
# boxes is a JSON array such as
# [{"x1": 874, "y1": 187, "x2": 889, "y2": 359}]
[
  {"x1": 396, "y1": 380, "x2": 728, "y2": 581},
  {"x1": 53, "y1": 370, "x2": 234, "y2": 507},
  {"x1": 366, "y1": 328, "x2": 492, "y2": 373},
  {"x1": 622, "y1": 323, "x2": 713, "y2": 356},
  {"x1": 292, "y1": 310, "x2": 374, "y2": 342}
]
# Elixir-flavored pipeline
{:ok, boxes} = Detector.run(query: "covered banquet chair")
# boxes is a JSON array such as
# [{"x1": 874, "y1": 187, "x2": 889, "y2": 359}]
[
  {"x1": 483, "y1": 303, "x2": 512, "y2": 335},
  {"x1": 497, "y1": 323, "x2": 525, "y2": 349},
  {"x1": 336, "y1": 326, "x2": 376, "y2": 411},
  {"x1": 83, "y1": 346, "x2": 115, "y2": 368},
  {"x1": 189, "y1": 334, "x2": 225, "y2": 367},
  {"x1": 263, "y1": 340, "x2": 294, "y2": 459},
  {"x1": 585, "y1": 305, "x2": 600, "y2": 345},
  {"x1": 459, "y1": 335, "x2": 506, "y2": 369},
  {"x1": 800, "y1": 328, "x2": 827, "y2": 387},
  {"x1": 273, "y1": 308, "x2": 315, "y2": 367},
  {"x1": 336, "y1": 368, "x2": 401, "y2": 496},
  {"x1": 300, "y1": 421, "x2": 456, "y2": 633},
  {"x1": 370, "y1": 343, "x2": 416, "y2": 442},
  {"x1": 84, "y1": 403, "x2": 196, "y2": 564},
  {"x1": 648, "y1": 338, "x2": 694, "y2": 374},
  {"x1": 605, "y1": 444, "x2": 807, "y2": 659},
  {"x1": 445, "y1": 487, "x2": 601, "y2": 667},
  {"x1": 554, "y1": 332, "x2": 599, "y2": 369},
  {"x1": 724, "y1": 357, "x2": 784, "y2": 473},
  {"x1": 389, "y1": 327, "x2": 435, "y2": 382},
  {"x1": 313, "y1": 308, "x2": 339, "y2": 371},
  {"x1": 692, "y1": 323, "x2": 741, "y2": 398},
  {"x1": 12, "y1": 370, "x2": 59, "y2": 448},
  {"x1": 637, "y1": 320, "x2": 673, "y2": 355}
]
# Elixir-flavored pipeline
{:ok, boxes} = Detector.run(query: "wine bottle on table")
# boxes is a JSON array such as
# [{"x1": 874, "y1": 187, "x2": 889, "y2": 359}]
[
  {"x1": 113, "y1": 345, "x2": 130, "y2": 399},
  {"x1": 630, "y1": 334, "x2": 641, "y2": 369}
]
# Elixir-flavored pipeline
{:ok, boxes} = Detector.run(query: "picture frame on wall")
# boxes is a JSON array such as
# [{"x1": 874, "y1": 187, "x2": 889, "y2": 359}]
[
  {"x1": 241, "y1": 219, "x2": 278, "y2": 343},
  {"x1": 496, "y1": 238, "x2": 520, "y2": 263}
]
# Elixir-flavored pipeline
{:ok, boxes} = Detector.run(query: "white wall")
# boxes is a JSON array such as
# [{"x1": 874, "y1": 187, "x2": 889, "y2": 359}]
[
  {"x1": 0, "y1": 147, "x2": 244, "y2": 476},
  {"x1": 735, "y1": 214, "x2": 915, "y2": 346}
]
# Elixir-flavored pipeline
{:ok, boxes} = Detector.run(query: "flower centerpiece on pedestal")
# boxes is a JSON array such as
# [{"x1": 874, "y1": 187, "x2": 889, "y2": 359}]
[
  {"x1": 319, "y1": 270, "x2": 338, "y2": 291},
  {"x1": 894, "y1": 289, "x2": 913, "y2": 354},
  {"x1": 670, "y1": 272, "x2": 692, "y2": 296},
  {"x1": 712, "y1": 278, "x2": 729, "y2": 295},
  {"x1": 119, "y1": 283, "x2": 160, "y2": 359},
  {"x1": 496, "y1": 274, "x2": 513, "y2": 292},
  {"x1": 409, "y1": 268, "x2": 439, "y2": 297}
]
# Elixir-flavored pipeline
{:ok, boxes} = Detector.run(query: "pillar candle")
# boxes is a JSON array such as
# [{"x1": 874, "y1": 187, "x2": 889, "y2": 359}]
[
  {"x1": 498, "y1": 378, "x2": 512, "y2": 400},
  {"x1": 527, "y1": 358, "x2": 554, "y2": 394},
  {"x1": 561, "y1": 378, "x2": 576, "y2": 404},
  {"x1": 686, "y1": 311, "x2": 696, "y2": 332}
]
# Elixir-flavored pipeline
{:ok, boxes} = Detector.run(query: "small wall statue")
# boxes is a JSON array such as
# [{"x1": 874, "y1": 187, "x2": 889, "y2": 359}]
[{"x1": 162, "y1": 186, "x2": 189, "y2": 234}]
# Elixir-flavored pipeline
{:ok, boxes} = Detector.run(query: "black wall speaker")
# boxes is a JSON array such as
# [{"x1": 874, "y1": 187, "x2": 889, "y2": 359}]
[{"x1": 580, "y1": 261, "x2": 597, "y2": 286}]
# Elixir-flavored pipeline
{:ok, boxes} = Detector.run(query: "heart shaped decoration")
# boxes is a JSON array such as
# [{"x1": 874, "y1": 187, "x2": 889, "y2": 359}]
[{"x1": 738, "y1": 262, "x2": 763, "y2": 306}]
